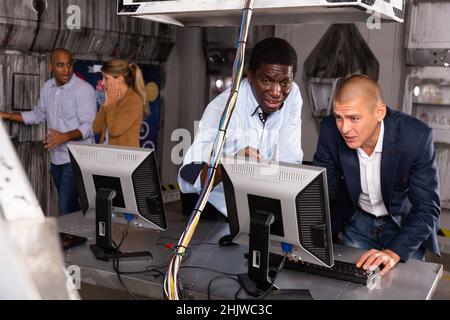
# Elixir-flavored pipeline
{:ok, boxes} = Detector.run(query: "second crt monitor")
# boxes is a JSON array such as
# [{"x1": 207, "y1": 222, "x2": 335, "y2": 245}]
[{"x1": 221, "y1": 156, "x2": 333, "y2": 269}]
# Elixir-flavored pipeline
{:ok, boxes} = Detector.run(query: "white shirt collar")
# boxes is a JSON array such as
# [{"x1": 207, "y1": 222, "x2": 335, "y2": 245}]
[
  {"x1": 245, "y1": 79, "x2": 260, "y2": 116},
  {"x1": 374, "y1": 120, "x2": 384, "y2": 153}
]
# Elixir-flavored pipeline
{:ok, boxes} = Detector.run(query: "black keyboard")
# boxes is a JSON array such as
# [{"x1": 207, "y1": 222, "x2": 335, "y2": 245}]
[{"x1": 270, "y1": 255, "x2": 378, "y2": 285}]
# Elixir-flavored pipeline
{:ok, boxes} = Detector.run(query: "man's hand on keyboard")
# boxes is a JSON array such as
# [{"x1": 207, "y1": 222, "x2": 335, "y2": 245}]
[{"x1": 356, "y1": 249, "x2": 400, "y2": 276}]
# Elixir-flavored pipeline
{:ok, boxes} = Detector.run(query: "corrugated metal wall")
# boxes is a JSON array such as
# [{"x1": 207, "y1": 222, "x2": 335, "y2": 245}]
[
  {"x1": 0, "y1": 0, "x2": 175, "y2": 216},
  {"x1": 0, "y1": 51, "x2": 56, "y2": 216}
]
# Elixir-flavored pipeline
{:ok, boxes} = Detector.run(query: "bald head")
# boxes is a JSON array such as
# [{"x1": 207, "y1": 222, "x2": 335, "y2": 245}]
[
  {"x1": 334, "y1": 75, "x2": 383, "y2": 110},
  {"x1": 50, "y1": 48, "x2": 72, "y2": 63},
  {"x1": 49, "y1": 48, "x2": 74, "y2": 86},
  {"x1": 332, "y1": 74, "x2": 387, "y2": 154}
]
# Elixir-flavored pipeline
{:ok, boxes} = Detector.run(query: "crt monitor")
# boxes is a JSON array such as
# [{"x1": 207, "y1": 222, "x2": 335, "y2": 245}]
[
  {"x1": 221, "y1": 155, "x2": 333, "y2": 296},
  {"x1": 68, "y1": 142, "x2": 167, "y2": 261}
]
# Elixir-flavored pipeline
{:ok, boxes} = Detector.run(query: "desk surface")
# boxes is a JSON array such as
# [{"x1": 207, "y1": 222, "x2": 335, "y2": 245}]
[{"x1": 58, "y1": 211, "x2": 443, "y2": 300}]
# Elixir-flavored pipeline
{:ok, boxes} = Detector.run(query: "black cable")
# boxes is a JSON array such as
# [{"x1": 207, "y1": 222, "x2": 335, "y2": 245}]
[
  {"x1": 139, "y1": 259, "x2": 173, "y2": 279},
  {"x1": 254, "y1": 281, "x2": 277, "y2": 300},
  {"x1": 180, "y1": 265, "x2": 238, "y2": 277},
  {"x1": 114, "y1": 265, "x2": 139, "y2": 300},
  {"x1": 114, "y1": 242, "x2": 192, "y2": 279},
  {"x1": 112, "y1": 222, "x2": 140, "y2": 300},
  {"x1": 235, "y1": 255, "x2": 287, "y2": 301},
  {"x1": 119, "y1": 260, "x2": 170, "y2": 276},
  {"x1": 111, "y1": 235, "x2": 180, "y2": 278},
  {"x1": 207, "y1": 275, "x2": 241, "y2": 300},
  {"x1": 234, "y1": 286, "x2": 245, "y2": 300},
  {"x1": 255, "y1": 255, "x2": 287, "y2": 300}
]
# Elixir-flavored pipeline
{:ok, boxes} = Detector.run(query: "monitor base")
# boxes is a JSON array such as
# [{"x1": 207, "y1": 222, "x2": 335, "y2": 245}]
[
  {"x1": 238, "y1": 273, "x2": 313, "y2": 300},
  {"x1": 90, "y1": 244, "x2": 152, "y2": 262}
]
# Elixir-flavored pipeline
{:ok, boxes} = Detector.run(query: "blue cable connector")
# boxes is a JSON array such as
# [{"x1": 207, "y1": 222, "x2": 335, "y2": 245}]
[
  {"x1": 281, "y1": 242, "x2": 293, "y2": 254},
  {"x1": 123, "y1": 213, "x2": 134, "y2": 222}
]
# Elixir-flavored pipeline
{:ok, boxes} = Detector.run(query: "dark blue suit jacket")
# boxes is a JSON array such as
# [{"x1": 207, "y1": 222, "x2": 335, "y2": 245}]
[{"x1": 313, "y1": 108, "x2": 440, "y2": 261}]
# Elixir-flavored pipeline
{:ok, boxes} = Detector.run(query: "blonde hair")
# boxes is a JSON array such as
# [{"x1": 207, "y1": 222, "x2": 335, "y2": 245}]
[{"x1": 101, "y1": 59, "x2": 150, "y2": 116}]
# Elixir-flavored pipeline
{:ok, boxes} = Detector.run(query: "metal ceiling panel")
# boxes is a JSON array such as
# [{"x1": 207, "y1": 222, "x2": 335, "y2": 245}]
[{"x1": 117, "y1": 0, "x2": 405, "y2": 27}]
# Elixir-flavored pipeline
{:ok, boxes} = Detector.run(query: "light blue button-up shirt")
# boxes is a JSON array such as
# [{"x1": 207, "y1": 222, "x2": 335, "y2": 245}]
[
  {"x1": 21, "y1": 75, "x2": 97, "y2": 165},
  {"x1": 178, "y1": 78, "x2": 303, "y2": 215}
]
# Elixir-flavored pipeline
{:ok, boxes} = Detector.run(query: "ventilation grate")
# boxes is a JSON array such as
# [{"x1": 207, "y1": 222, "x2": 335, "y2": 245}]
[
  {"x1": 118, "y1": 153, "x2": 141, "y2": 162},
  {"x1": 279, "y1": 170, "x2": 312, "y2": 183},
  {"x1": 295, "y1": 175, "x2": 332, "y2": 266},
  {"x1": 229, "y1": 164, "x2": 254, "y2": 176}
]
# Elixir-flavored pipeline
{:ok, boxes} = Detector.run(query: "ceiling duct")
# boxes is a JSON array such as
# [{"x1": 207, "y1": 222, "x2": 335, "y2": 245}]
[
  {"x1": 304, "y1": 24, "x2": 379, "y2": 118},
  {"x1": 117, "y1": 0, "x2": 406, "y2": 27},
  {"x1": 0, "y1": 0, "x2": 175, "y2": 62},
  {"x1": 51, "y1": 0, "x2": 176, "y2": 62},
  {"x1": 0, "y1": 0, "x2": 39, "y2": 51}
]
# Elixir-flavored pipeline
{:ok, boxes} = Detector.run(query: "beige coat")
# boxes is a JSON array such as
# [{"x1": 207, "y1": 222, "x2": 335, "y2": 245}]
[{"x1": 92, "y1": 89, "x2": 144, "y2": 148}]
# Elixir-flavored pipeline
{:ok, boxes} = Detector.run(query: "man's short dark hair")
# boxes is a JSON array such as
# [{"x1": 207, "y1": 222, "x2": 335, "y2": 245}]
[{"x1": 248, "y1": 37, "x2": 297, "y2": 75}]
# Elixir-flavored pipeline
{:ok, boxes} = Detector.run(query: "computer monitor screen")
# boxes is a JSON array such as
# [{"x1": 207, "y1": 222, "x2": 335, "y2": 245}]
[
  {"x1": 221, "y1": 155, "x2": 333, "y2": 292},
  {"x1": 68, "y1": 142, "x2": 167, "y2": 231}
]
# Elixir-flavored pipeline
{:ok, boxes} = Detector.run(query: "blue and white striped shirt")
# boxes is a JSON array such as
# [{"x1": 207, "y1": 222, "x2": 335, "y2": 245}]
[{"x1": 22, "y1": 75, "x2": 97, "y2": 165}]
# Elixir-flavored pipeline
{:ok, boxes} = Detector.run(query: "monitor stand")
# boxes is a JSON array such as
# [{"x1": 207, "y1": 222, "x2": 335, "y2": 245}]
[
  {"x1": 239, "y1": 212, "x2": 313, "y2": 300},
  {"x1": 90, "y1": 188, "x2": 152, "y2": 262}
]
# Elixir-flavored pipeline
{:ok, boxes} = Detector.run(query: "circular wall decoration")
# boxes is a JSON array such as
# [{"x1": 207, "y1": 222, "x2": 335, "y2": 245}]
[{"x1": 145, "y1": 82, "x2": 159, "y2": 102}]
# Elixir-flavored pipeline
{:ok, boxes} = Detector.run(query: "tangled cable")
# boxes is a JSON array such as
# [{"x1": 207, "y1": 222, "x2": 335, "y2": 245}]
[{"x1": 163, "y1": 0, "x2": 255, "y2": 300}]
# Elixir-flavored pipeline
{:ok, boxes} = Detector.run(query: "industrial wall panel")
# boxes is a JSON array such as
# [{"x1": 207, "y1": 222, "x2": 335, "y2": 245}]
[
  {"x1": 14, "y1": 141, "x2": 57, "y2": 217},
  {"x1": 12, "y1": 73, "x2": 40, "y2": 111},
  {"x1": 0, "y1": 51, "x2": 57, "y2": 216}
]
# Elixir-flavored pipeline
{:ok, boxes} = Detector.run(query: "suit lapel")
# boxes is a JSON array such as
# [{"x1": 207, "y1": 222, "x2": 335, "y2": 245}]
[
  {"x1": 338, "y1": 138, "x2": 360, "y2": 206},
  {"x1": 381, "y1": 109, "x2": 401, "y2": 211}
]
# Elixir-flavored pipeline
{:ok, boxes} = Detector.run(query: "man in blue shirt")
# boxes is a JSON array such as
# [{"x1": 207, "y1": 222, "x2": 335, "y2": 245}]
[{"x1": 0, "y1": 48, "x2": 97, "y2": 215}]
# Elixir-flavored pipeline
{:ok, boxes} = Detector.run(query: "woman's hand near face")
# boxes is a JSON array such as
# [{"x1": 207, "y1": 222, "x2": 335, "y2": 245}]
[{"x1": 104, "y1": 79, "x2": 123, "y2": 106}]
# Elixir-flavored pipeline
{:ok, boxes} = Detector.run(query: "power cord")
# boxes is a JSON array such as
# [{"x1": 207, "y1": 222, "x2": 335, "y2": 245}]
[
  {"x1": 180, "y1": 265, "x2": 238, "y2": 277},
  {"x1": 112, "y1": 221, "x2": 140, "y2": 300},
  {"x1": 208, "y1": 276, "x2": 241, "y2": 300},
  {"x1": 235, "y1": 254, "x2": 287, "y2": 300},
  {"x1": 110, "y1": 238, "x2": 194, "y2": 300}
]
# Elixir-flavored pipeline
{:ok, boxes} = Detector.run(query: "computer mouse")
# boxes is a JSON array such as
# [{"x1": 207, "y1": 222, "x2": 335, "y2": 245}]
[{"x1": 218, "y1": 234, "x2": 236, "y2": 247}]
